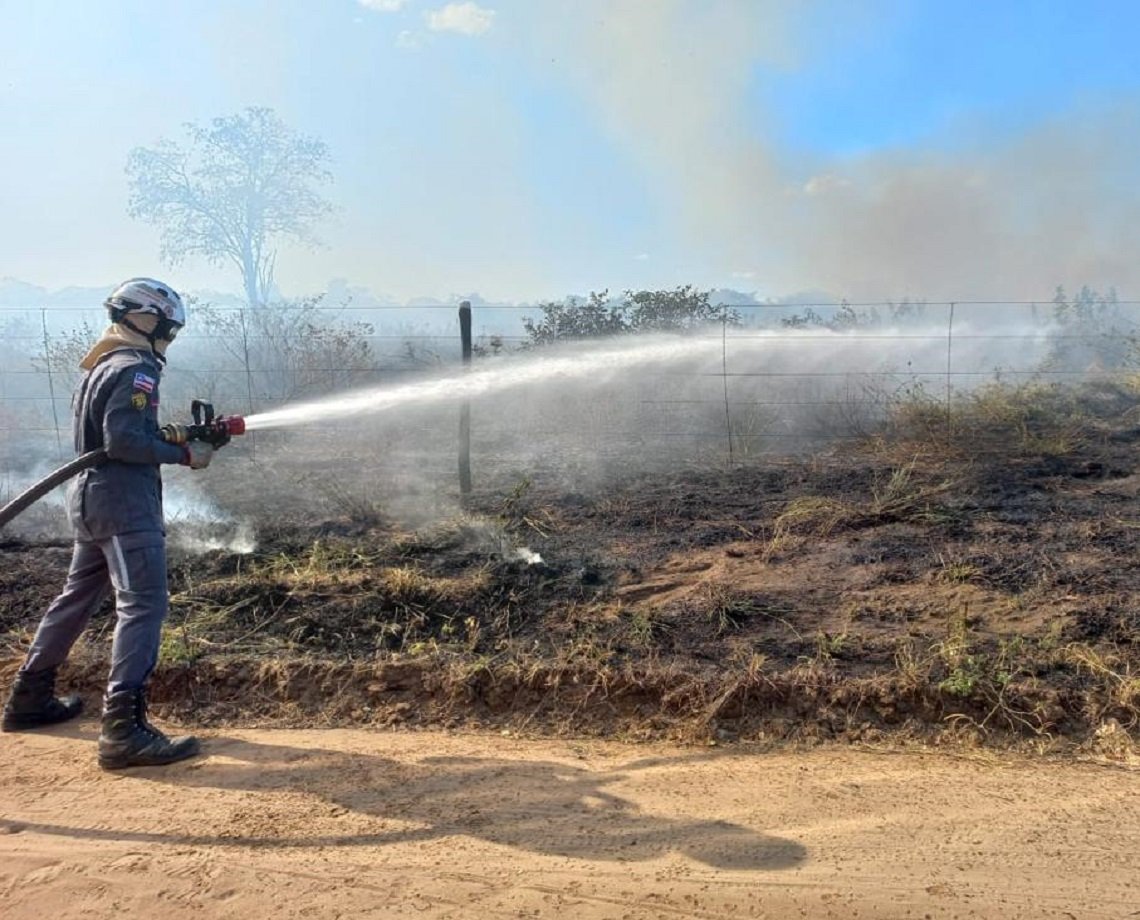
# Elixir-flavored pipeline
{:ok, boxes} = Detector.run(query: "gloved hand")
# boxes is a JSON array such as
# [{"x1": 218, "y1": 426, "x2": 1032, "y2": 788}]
[{"x1": 182, "y1": 442, "x2": 214, "y2": 470}]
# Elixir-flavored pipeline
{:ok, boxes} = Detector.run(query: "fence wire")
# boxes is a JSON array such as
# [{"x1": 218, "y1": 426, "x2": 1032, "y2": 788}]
[{"x1": 2, "y1": 300, "x2": 1137, "y2": 476}]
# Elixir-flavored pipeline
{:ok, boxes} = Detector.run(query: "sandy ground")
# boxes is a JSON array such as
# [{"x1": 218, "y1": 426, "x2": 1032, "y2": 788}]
[{"x1": 1, "y1": 722, "x2": 1138, "y2": 920}]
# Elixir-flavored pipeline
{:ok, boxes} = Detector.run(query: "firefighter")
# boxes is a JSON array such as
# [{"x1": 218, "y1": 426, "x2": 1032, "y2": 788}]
[{"x1": 1, "y1": 278, "x2": 213, "y2": 769}]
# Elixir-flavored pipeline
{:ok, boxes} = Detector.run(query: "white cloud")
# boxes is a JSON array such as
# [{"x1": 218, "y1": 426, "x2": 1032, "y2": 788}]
[
  {"x1": 396, "y1": 29, "x2": 422, "y2": 50},
  {"x1": 427, "y1": 2, "x2": 495, "y2": 36},
  {"x1": 358, "y1": 0, "x2": 408, "y2": 12}
]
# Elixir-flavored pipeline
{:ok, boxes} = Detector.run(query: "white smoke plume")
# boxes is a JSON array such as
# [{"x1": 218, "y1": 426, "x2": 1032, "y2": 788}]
[{"x1": 524, "y1": 1, "x2": 1140, "y2": 300}]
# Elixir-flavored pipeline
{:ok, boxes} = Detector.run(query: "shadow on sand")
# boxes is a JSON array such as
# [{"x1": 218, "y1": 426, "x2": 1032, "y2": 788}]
[{"x1": 3, "y1": 731, "x2": 806, "y2": 871}]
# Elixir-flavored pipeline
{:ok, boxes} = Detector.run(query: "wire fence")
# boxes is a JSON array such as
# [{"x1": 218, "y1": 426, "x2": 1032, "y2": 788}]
[{"x1": 2, "y1": 299, "x2": 1138, "y2": 482}]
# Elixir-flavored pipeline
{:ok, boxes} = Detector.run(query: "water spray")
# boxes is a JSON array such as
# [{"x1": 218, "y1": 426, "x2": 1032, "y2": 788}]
[
  {"x1": 2, "y1": 337, "x2": 711, "y2": 531},
  {"x1": 242, "y1": 336, "x2": 726, "y2": 432},
  {"x1": 0, "y1": 400, "x2": 246, "y2": 530}
]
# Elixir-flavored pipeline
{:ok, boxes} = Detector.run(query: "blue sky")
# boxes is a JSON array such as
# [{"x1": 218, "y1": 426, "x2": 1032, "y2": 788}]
[
  {"x1": 2, "y1": 0, "x2": 1139, "y2": 303},
  {"x1": 765, "y1": 3, "x2": 1140, "y2": 153}
]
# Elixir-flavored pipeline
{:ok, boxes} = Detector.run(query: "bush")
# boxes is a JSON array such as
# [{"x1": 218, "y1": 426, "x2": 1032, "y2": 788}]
[
  {"x1": 186, "y1": 295, "x2": 379, "y2": 408},
  {"x1": 522, "y1": 286, "x2": 740, "y2": 345}
]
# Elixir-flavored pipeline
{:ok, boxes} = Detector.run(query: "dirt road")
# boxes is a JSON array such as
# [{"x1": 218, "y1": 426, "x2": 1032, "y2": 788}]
[{"x1": 2, "y1": 721, "x2": 1137, "y2": 919}]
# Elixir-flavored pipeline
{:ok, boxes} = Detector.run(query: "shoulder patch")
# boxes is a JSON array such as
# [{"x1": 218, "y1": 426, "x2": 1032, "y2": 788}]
[
  {"x1": 131, "y1": 392, "x2": 147, "y2": 410},
  {"x1": 132, "y1": 372, "x2": 155, "y2": 393}
]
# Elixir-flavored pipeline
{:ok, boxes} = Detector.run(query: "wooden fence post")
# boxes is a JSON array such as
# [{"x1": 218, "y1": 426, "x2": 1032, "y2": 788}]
[{"x1": 458, "y1": 301, "x2": 472, "y2": 497}]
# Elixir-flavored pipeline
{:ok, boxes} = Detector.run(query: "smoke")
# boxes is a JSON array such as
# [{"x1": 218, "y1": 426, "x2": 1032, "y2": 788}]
[
  {"x1": 525, "y1": 2, "x2": 1140, "y2": 300},
  {"x1": 0, "y1": 458, "x2": 256, "y2": 555},
  {"x1": 226, "y1": 316, "x2": 1064, "y2": 513},
  {"x1": 0, "y1": 460, "x2": 73, "y2": 541},
  {"x1": 527, "y1": 1, "x2": 787, "y2": 268},
  {"x1": 786, "y1": 104, "x2": 1140, "y2": 299},
  {"x1": 164, "y1": 484, "x2": 258, "y2": 556},
  {"x1": 0, "y1": 311, "x2": 1102, "y2": 548}
]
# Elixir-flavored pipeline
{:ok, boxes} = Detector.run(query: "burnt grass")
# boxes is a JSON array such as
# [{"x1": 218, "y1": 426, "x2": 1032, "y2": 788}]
[{"x1": 3, "y1": 381, "x2": 1140, "y2": 750}]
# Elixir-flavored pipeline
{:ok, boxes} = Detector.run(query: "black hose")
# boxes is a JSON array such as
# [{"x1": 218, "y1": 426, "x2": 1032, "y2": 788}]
[{"x1": 0, "y1": 449, "x2": 107, "y2": 531}]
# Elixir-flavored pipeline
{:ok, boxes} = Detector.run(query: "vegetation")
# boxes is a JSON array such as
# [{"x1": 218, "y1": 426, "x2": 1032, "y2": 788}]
[
  {"x1": 1045, "y1": 284, "x2": 1129, "y2": 370},
  {"x1": 780, "y1": 298, "x2": 930, "y2": 329},
  {"x1": 5, "y1": 280, "x2": 1140, "y2": 755},
  {"x1": 188, "y1": 295, "x2": 379, "y2": 406},
  {"x1": 30, "y1": 319, "x2": 98, "y2": 394},
  {"x1": 4, "y1": 367, "x2": 1140, "y2": 753},
  {"x1": 126, "y1": 107, "x2": 333, "y2": 308},
  {"x1": 522, "y1": 286, "x2": 740, "y2": 344}
]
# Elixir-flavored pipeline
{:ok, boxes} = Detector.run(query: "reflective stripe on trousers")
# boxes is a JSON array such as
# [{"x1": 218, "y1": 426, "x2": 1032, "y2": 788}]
[{"x1": 23, "y1": 531, "x2": 169, "y2": 694}]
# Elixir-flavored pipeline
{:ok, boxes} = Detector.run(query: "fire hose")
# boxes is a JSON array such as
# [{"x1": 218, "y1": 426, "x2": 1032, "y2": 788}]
[{"x1": 0, "y1": 400, "x2": 245, "y2": 531}]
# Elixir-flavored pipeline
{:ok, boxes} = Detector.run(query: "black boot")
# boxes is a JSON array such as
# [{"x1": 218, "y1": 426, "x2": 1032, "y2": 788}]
[
  {"x1": 2, "y1": 667, "x2": 84, "y2": 732},
  {"x1": 97, "y1": 689, "x2": 200, "y2": 770}
]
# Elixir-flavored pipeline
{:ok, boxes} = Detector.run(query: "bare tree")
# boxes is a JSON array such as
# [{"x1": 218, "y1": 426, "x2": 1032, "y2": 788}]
[{"x1": 126, "y1": 107, "x2": 332, "y2": 307}]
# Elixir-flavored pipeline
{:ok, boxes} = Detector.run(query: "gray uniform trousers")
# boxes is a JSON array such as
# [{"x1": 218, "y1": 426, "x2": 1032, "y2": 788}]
[{"x1": 24, "y1": 530, "x2": 168, "y2": 694}]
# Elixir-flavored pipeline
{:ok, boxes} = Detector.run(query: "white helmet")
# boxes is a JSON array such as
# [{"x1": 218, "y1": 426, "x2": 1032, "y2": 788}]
[{"x1": 105, "y1": 277, "x2": 186, "y2": 338}]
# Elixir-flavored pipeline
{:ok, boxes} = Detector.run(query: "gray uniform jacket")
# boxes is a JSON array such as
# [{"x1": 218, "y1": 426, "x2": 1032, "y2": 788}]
[{"x1": 67, "y1": 347, "x2": 185, "y2": 541}]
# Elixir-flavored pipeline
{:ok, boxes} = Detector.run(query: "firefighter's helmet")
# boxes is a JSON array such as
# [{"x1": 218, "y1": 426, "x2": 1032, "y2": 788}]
[{"x1": 105, "y1": 277, "x2": 186, "y2": 340}]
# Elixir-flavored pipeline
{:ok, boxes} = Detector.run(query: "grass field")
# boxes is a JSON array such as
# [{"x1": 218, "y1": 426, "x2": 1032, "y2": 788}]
[{"x1": 2, "y1": 377, "x2": 1139, "y2": 757}]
